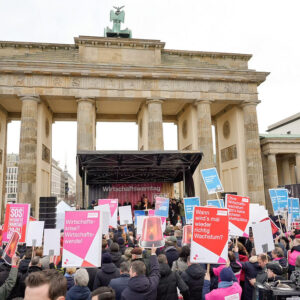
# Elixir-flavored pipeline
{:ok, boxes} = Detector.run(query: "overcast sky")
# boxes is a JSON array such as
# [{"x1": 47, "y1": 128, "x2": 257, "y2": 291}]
[{"x1": 1, "y1": 0, "x2": 300, "y2": 178}]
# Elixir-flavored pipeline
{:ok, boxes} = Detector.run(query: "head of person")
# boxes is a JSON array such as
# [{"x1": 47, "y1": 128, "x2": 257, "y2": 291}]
[
  {"x1": 91, "y1": 287, "x2": 116, "y2": 300},
  {"x1": 120, "y1": 262, "x2": 130, "y2": 275},
  {"x1": 130, "y1": 260, "x2": 146, "y2": 278},
  {"x1": 220, "y1": 267, "x2": 235, "y2": 282},
  {"x1": 123, "y1": 247, "x2": 132, "y2": 261},
  {"x1": 237, "y1": 242, "x2": 248, "y2": 256},
  {"x1": 258, "y1": 253, "x2": 269, "y2": 269},
  {"x1": 131, "y1": 247, "x2": 143, "y2": 260},
  {"x1": 102, "y1": 239, "x2": 108, "y2": 251},
  {"x1": 74, "y1": 268, "x2": 89, "y2": 287},
  {"x1": 271, "y1": 247, "x2": 284, "y2": 259},
  {"x1": 35, "y1": 247, "x2": 43, "y2": 258},
  {"x1": 228, "y1": 251, "x2": 236, "y2": 262},
  {"x1": 157, "y1": 254, "x2": 168, "y2": 265},
  {"x1": 65, "y1": 267, "x2": 76, "y2": 276},
  {"x1": 174, "y1": 230, "x2": 182, "y2": 238},
  {"x1": 110, "y1": 242, "x2": 120, "y2": 253},
  {"x1": 293, "y1": 238, "x2": 300, "y2": 247},
  {"x1": 179, "y1": 245, "x2": 190, "y2": 263},
  {"x1": 25, "y1": 269, "x2": 67, "y2": 300},
  {"x1": 166, "y1": 236, "x2": 177, "y2": 247},
  {"x1": 102, "y1": 253, "x2": 112, "y2": 265},
  {"x1": 267, "y1": 262, "x2": 282, "y2": 279},
  {"x1": 30, "y1": 256, "x2": 42, "y2": 268},
  {"x1": 25, "y1": 247, "x2": 33, "y2": 259}
]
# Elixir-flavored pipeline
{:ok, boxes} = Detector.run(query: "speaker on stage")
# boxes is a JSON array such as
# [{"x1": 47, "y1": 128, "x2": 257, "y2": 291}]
[{"x1": 39, "y1": 197, "x2": 57, "y2": 229}]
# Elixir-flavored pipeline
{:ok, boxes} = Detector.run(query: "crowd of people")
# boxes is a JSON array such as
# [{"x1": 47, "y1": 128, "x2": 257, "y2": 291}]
[{"x1": 0, "y1": 201, "x2": 300, "y2": 299}]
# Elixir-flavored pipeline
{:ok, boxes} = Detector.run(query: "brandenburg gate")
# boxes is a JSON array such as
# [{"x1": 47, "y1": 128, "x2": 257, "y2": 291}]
[{"x1": 0, "y1": 20, "x2": 269, "y2": 217}]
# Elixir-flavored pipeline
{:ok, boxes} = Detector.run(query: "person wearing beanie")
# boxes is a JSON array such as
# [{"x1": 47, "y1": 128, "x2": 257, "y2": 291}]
[
  {"x1": 266, "y1": 262, "x2": 284, "y2": 282},
  {"x1": 110, "y1": 242, "x2": 125, "y2": 268},
  {"x1": 202, "y1": 267, "x2": 242, "y2": 300},
  {"x1": 66, "y1": 268, "x2": 91, "y2": 300},
  {"x1": 93, "y1": 253, "x2": 120, "y2": 290},
  {"x1": 117, "y1": 237, "x2": 126, "y2": 255}
]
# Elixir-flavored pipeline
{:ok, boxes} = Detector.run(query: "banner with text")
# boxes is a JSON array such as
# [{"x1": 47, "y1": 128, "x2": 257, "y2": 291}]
[
  {"x1": 184, "y1": 197, "x2": 200, "y2": 224},
  {"x1": 154, "y1": 197, "x2": 169, "y2": 218},
  {"x1": 191, "y1": 206, "x2": 228, "y2": 264},
  {"x1": 62, "y1": 210, "x2": 102, "y2": 268},
  {"x1": 3, "y1": 203, "x2": 30, "y2": 243},
  {"x1": 226, "y1": 194, "x2": 250, "y2": 237},
  {"x1": 200, "y1": 168, "x2": 224, "y2": 194},
  {"x1": 269, "y1": 189, "x2": 288, "y2": 215}
]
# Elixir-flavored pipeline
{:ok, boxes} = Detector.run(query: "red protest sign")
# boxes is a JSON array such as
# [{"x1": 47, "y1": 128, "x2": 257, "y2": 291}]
[
  {"x1": 191, "y1": 206, "x2": 228, "y2": 264},
  {"x1": 3, "y1": 232, "x2": 20, "y2": 265},
  {"x1": 226, "y1": 194, "x2": 250, "y2": 237}
]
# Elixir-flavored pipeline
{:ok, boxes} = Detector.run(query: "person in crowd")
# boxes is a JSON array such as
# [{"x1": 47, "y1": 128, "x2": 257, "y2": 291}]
[
  {"x1": 123, "y1": 201, "x2": 131, "y2": 207},
  {"x1": 169, "y1": 199, "x2": 179, "y2": 226},
  {"x1": 181, "y1": 256, "x2": 205, "y2": 300},
  {"x1": 290, "y1": 255, "x2": 300, "y2": 282},
  {"x1": 134, "y1": 201, "x2": 142, "y2": 211},
  {"x1": 171, "y1": 245, "x2": 190, "y2": 273},
  {"x1": 24, "y1": 269, "x2": 67, "y2": 300},
  {"x1": 131, "y1": 247, "x2": 150, "y2": 275},
  {"x1": 164, "y1": 236, "x2": 179, "y2": 268},
  {"x1": 93, "y1": 253, "x2": 120, "y2": 290},
  {"x1": 178, "y1": 199, "x2": 185, "y2": 226},
  {"x1": 271, "y1": 246, "x2": 288, "y2": 276},
  {"x1": 157, "y1": 254, "x2": 189, "y2": 300},
  {"x1": 109, "y1": 262, "x2": 130, "y2": 300},
  {"x1": 0, "y1": 255, "x2": 19, "y2": 299},
  {"x1": 19, "y1": 247, "x2": 33, "y2": 274},
  {"x1": 249, "y1": 253, "x2": 269, "y2": 287},
  {"x1": 203, "y1": 267, "x2": 242, "y2": 300},
  {"x1": 64, "y1": 267, "x2": 76, "y2": 290},
  {"x1": 121, "y1": 245, "x2": 160, "y2": 300},
  {"x1": 92, "y1": 286, "x2": 116, "y2": 300},
  {"x1": 122, "y1": 248, "x2": 133, "y2": 262},
  {"x1": 288, "y1": 238, "x2": 300, "y2": 276},
  {"x1": 266, "y1": 262, "x2": 285, "y2": 282},
  {"x1": 110, "y1": 242, "x2": 124, "y2": 268},
  {"x1": 174, "y1": 230, "x2": 182, "y2": 247},
  {"x1": 66, "y1": 268, "x2": 91, "y2": 300},
  {"x1": 141, "y1": 196, "x2": 150, "y2": 210},
  {"x1": 117, "y1": 237, "x2": 126, "y2": 255}
]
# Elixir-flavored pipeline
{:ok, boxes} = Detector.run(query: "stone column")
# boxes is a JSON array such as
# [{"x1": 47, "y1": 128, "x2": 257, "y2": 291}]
[
  {"x1": 213, "y1": 120, "x2": 220, "y2": 175},
  {"x1": 196, "y1": 100, "x2": 214, "y2": 204},
  {"x1": 242, "y1": 102, "x2": 265, "y2": 204},
  {"x1": 282, "y1": 158, "x2": 292, "y2": 185},
  {"x1": 296, "y1": 153, "x2": 300, "y2": 184},
  {"x1": 18, "y1": 96, "x2": 40, "y2": 214},
  {"x1": 146, "y1": 99, "x2": 164, "y2": 150},
  {"x1": 76, "y1": 98, "x2": 96, "y2": 207},
  {"x1": 267, "y1": 153, "x2": 279, "y2": 189}
]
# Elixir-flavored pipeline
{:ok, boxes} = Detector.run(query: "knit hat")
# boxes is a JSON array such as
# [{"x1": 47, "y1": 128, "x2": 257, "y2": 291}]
[
  {"x1": 131, "y1": 247, "x2": 143, "y2": 255},
  {"x1": 267, "y1": 262, "x2": 282, "y2": 275},
  {"x1": 167, "y1": 236, "x2": 177, "y2": 243},
  {"x1": 220, "y1": 267, "x2": 235, "y2": 282},
  {"x1": 117, "y1": 237, "x2": 125, "y2": 245},
  {"x1": 102, "y1": 253, "x2": 112, "y2": 264}
]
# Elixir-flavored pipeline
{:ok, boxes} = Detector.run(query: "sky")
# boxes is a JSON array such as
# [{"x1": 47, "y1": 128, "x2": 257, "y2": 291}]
[{"x1": 1, "y1": 0, "x2": 300, "y2": 178}]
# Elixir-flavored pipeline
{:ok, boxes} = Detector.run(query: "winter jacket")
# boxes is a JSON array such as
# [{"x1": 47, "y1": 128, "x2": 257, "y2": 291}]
[
  {"x1": 203, "y1": 280, "x2": 242, "y2": 300},
  {"x1": 86, "y1": 267, "x2": 98, "y2": 291},
  {"x1": 0, "y1": 263, "x2": 22, "y2": 299},
  {"x1": 164, "y1": 246, "x2": 179, "y2": 268},
  {"x1": 238, "y1": 254, "x2": 248, "y2": 282},
  {"x1": 290, "y1": 266, "x2": 300, "y2": 282},
  {"x1": 181, "y1": 264, "x2": 205, "y2": 300},
  {"x1": 18, "y1": 258, "x2": 31, "y2": 274},
  {"x1": 121, "y1": 255, "x2": 160, "y2": 300},
  {"x1": 64, "y1": 273, "x2": 75, "y2": 290},
  {"x1": 110, "y1": 251, "x2": 125, "y2": 268},
  {"x1": 19, "y1": 265, "x2": 43, "y2": 297},
  {"x1": 288, "y1": 245, "x2": 300, "y2": 274},
  {"x1": 66, "y1": 285, "x2": 91, "y2": 300},
  {"x1": 0, "y1": 266, "x2": 18, "y2": 300},
  {"x1": 171, "y1": 258, "x2": 188, "y2": 274},
  {"x1": 157, "y1": 263, "x2": 179, "y2": 300},
  {"x1": 109, "y1": 273, "x2": 130, "y2": 300},
  {"x1": 273, "y1": 257, "x2": 288, "y2": 275},
  {"x1": 93, "y1": 262, "x2": 120, "y2": 290}
]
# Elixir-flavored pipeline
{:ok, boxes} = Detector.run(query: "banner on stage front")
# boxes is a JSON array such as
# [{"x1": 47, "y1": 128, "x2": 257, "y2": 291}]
[
  {"x1": 119, "y1": 205, "x2": 133, "y2": 225},
  {"x1": 43, "y1": 229, "x2": 61, "y2": 256},
  {"x1": 184, "y1": 197, "x2": 200, "y2": 224},
  {"x1": 155, "y1": 197, "x2": 169, "y2": 218},
  {"x1": 207, "y1": 199, "x2": 224, "y2": 208},
  {"x1": 252, "y1": 219, "x2": 274, "y2": 254},
  {"x1": 201, "y1": 168, "x2": 224, "y2": 194},
  {"x1": 62, "y1": 210, "x2": 103, "y2": 268},
  {"x1": 191, "y1": 206, "x2": 228, "y2": 264},
  {"x1": 98, "y1": 199, "x2": 118, "y2": 228},
  {"x1": 226, "y1": 194, "x2": 250, "y2": 237},
  {"x1": 26, "y1": 221, "x2": 44, "y2": 247},
  {"x1": 3, "y1": 203, "x2": 30, "y2": 243}
]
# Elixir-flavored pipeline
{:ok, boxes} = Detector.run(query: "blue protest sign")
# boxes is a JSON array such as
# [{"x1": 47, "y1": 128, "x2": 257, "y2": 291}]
[
  {"x1": 134, "y1": 210, "x2": 146, "y2": 228},
  {"x1": 207, "y1": 199, "x2": 225, "y2": 208},
  {"x1": 288, "y1": 198, "x2": 300, "y2": 222},
  {"x1": 184, "y1": 197, "x2": 200, "y2": 224},
  {"x1": 269, "y1": 189, "x2": 288, "y2": 215},
  {"x1": 269, "y1": 189, "x2": 279, "y2": 214},
  {"x1": 200, "y1": 168, "x2": 224, "y2": 194},
  {"x1": 154, "y1": 197, "x2": 169, "y2": 218}
]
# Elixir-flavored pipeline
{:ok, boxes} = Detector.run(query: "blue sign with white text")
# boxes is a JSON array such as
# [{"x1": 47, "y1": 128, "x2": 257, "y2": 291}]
[
  {"x1": 184, "y1": 197, "x2": 200, "y2": 224},
  {"x1": 288, "y1": 198, "x2": 300, "y2": 222},
  {"x1": 201, "y1": 168, "x2": 224, "y2": 194},
  {"x1": 134, "y1": 210, "x2": 146, "y2": 227},
  {"x1": 207, "y1": 199, "x2": 225, "y2": 208},
  {"x1": 269, "y1": 189, "x2": 288, "y2": 215}
]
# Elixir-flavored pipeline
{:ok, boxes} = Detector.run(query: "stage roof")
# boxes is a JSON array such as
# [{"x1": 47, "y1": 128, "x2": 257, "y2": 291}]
[{"x1": 77, "y1": 150, "x2": 203, "y2": 185}]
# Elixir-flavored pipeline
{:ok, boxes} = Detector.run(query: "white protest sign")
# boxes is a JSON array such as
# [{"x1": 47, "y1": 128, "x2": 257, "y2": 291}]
[
  {"x1": 119, "y1": 205, "x2": 133, "y2": 225},
  {"x1": 26, "y1": 221, "x2": 45, "y2": 247},
  {"x1": 56, "y1": 201, "x2": 73, "y2": 230},
  {"x1": 43, "y1": 229, "x2": 61, "y2": 256},
  {"x1": 252, "y1": 219, "x2": 274, "y2": 254},
  {"x1": 136, "y1": 216, "x2": 146, "y2": 235},
  {"x1": 94, "y1": 205, "x2": 110, "y2": 235},
  {"x1": 98, "y1": 199, "x2": 118, "y2": 228}
]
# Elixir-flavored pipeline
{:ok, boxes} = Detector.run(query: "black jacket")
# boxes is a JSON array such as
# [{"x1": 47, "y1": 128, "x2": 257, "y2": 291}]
[
  {"x1": 157, "y1": 263, "x2": 178, "y2": 300},
  {"x1": 164, "y1": 246, "x2": 179, "y2": 268},
  {"x1": 86, "y1": 267, "x2": 98, "y2": 291},
  {"x1": 0, "y1": 263, "x2": 22, "y2": 299},
  {"x1": 93, "y1": 262, "x2": 120, "y2": 290},
  {"x1": 181, "y1": 264, "x2": 205, "y2": 300},
  {"x1": 110, "y1": 251, "x2": 125, "y2": 268}
]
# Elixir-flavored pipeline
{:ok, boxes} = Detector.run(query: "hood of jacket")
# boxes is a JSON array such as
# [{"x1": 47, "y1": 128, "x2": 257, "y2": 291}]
[
  {"x1": 101, "y1": 262, "x2": 118, "y2": 274},
  {"x1": 128, "y1": 275, "x2": 150, "y2": 293},
  {"x1": 159, "y1": 263, "x2": 171, "y2": 277},
  {"x1": 186, "y1": 264, "x2": 205, "y2": 279},
  {"x1": 110, "y1": 251, "x2": 122, "y2": 262},
  {"x1": 230, "y1": 261, "x2": 242, "y2": 273},
  {"x1": 28, "y1": 265, "x2": 43, "y2": 273},
  {"x1": 68, "y1": 285, "x2": 91, "y2": 300},
  {"x1": 291, "y1": 245, "x2": 300, "y2": 253},
  {"x1": 19, "y1": 258, "x2": 31, "y2": 273}
]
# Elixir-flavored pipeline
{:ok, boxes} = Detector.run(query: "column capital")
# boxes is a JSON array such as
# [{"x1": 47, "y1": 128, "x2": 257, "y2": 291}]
[
  {"x1": 146, "y1": 98, "x2": 164, "y2": 105},
  {"x1": 240, "y1": 100, "x2": 260, "y2": 108},
  {"x1": 194, "y1": 99, "x2": 213, "y2": 106},
  {"x1": 76, "y1": 97, "x2": 96, "y2": 105},
  {"x1": 18, "y1": 95, "x2": 40, "y2": 103}
]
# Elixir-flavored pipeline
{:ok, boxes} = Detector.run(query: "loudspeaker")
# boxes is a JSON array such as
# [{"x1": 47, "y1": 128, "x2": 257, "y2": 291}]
[{"x1": 39, "y1": 197, "x2": 57, "y2": 229}]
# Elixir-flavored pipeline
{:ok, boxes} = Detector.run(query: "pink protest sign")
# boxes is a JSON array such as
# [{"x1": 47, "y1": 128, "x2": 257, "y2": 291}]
[
  {"x1": 3, "y1": 204, "x2": 30, "y2": 243},
  {"x1": 62, "y1": 210, "x2": 102, "y2": 267},
  {"x1": 98, "y1": 199, "x2": 118, "y2": 228}
]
